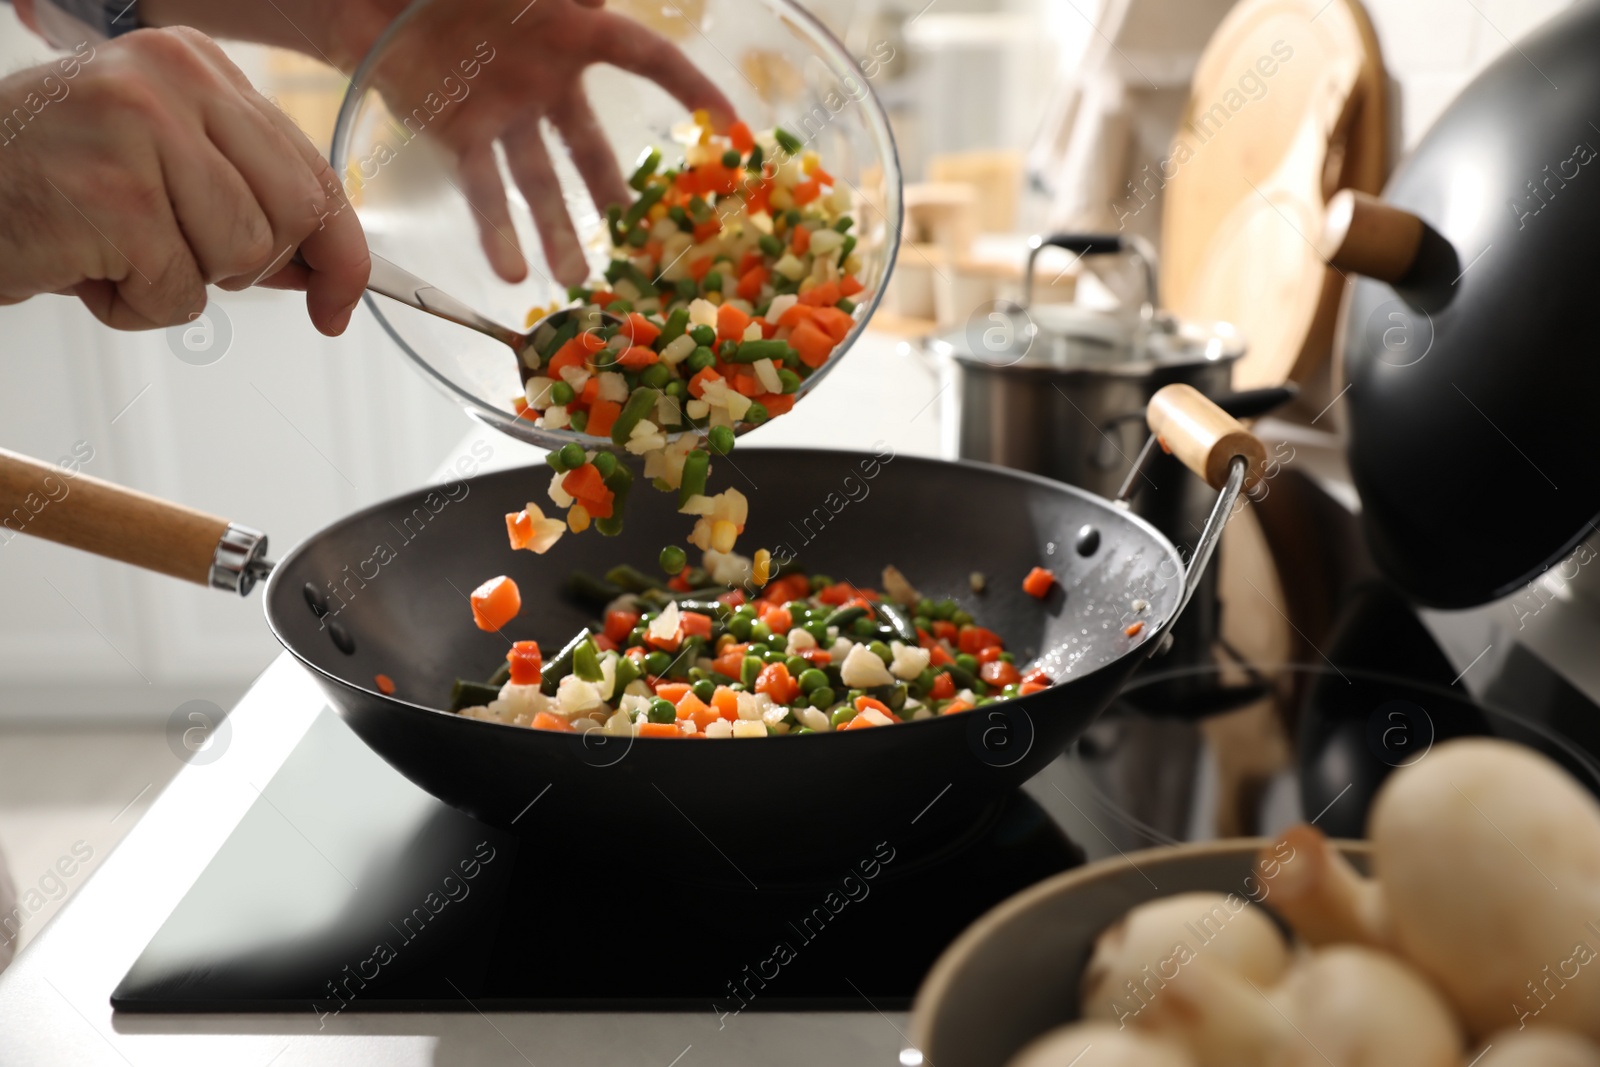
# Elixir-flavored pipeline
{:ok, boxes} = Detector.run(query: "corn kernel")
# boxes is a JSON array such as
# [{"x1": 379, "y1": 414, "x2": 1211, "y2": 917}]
[
  {"x1": 716, "y1": 633, "x2": 736, "y2": 653},
  {"x1": 752, "y1": 548, "x2": 772, "y2": 587},
  {"x1": 769, "y1": 186, "x2": 794, "y2": 212},
  {"x1": 568, "y1": 504, "x2": 591, "y2": 533},
  {"x1": 710, "y1": 520, "x2": 737, "y2": 554},
  {"x1": 802, "y1": 151, "x2": 820, "y2": 174},
  {"x1": 706, "y1": 291, "x2": 723, "y2": 305},
  {"x1": 693, "y1": 109, "x2": 712, "y2": 129},
  {"x1": 648, "y1": 202, "x2": 669, "y2": 222}
]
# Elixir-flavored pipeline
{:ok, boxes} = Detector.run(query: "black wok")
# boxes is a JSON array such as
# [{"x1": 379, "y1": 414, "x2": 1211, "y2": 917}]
[{"x1": 0, "y1": 387, "x2": 1261, "y2": 882}]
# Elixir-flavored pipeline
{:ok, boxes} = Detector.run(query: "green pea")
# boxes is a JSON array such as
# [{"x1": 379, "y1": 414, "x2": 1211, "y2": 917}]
[
  {"x1": 690, "y1": 324, "x2": 716, "y2": 347},
  {"x1": 658, "y1": 545, "x2": 687, "y2": 574},
  {"x1": 809, "y1": 686, "x2": 836, "y2": 710},
  {"x1": 951, "y1": 610, "x2": 974, "y2": 627},
  {"x1": 692, "y1": 678, "x2": 716, "y2": 703},
  {"x1": 913, "y1": 615, "x2": 933, "y2": 634},
  {"x1": 708, "y1": 424, "x2": 736, "y2": 455},
  {"x1": 785, "y1": 655, "x2": 809, "y2": 676},
  {"x1": 592, "y1": 451, "x2": 618, "y2": 478},
  {"x1": 644, "y1": 650, "x2": 672, "y2": 676},
  {"x1": 932, "y1": 598, "x2": 958, "y2": 620},
  {"x1": 629, "y1": 625, "x2": 649, "y2": 646},
  {"x1": 734, "y1": 602, "x2": 758, "y2": 619},
  {"x1": 557, "y1": 442, "x2": 586, "y2": 470},
  {"x1": 728, "y1": 615, "x2": 753, "y2": 640},
  {"x1": 811, "y1": 574, "x2": 834, "y2": 591},
  {"x1": 686, "y1": 347, "x2": 716, "y2": 373},
  {"x1": 626, "y1": 226, "x2": 649, "y2": 248},
  {"x1": 804, "y1": 620, "x2": 829, "y2": 644},
  {"x1": 750, "y1": 620, "x2": 773, "y2": 642},
  {"x1": 758, "y1": 234, "x2": 784, "y2": 257},
  {"x1": 799, "y1": 668, "x2": 829, "y2": 693},
  {"x1": 740, "y1": 656, "x2": 763, "y2": 687},
  {"x1": 851, "y1": 617, "x2": 877, "y2": 638},
  {"x1": 647, "y1": 698, "x2": 677, "y2": 724},
  {"x1": 777, "y1": 368, "x2": 801, "y2": 394},
  {"x1": 955, "y1": 653, "x2": 979, "y2": 673},
  {"x1": 569, "y1": 410, "x2": 588, "y2": 433},
  {"x1": 868, "y1": 640, "x2": 893, "y2": 665},
  {"x1": 830, "y1": 705, "x2": 856, "y2": 727},
  {"x1": 664, "y1": 380, "x2": 688, "y2": 400},
  {"x1": 550, "y1": 381, "x2": 576, "y2": 407},
  {"x1": 703, "y1": 270, "x2": 723, "y2": 293},
  {"x1": 744, "y1": 401, "x2": 769, "y2": 425},
  {"x1": 795, "y1": 727, "x2": 816, "y2": 735},
  {"x1": 915, "y1": 597, "x2": 936, "y2": 618},
  {"x1": 721, "y1": 148, "x2": 743, "y2": 168},
  {"x1": 640, "y1": 363, "x2": 672, "y2": 389}
]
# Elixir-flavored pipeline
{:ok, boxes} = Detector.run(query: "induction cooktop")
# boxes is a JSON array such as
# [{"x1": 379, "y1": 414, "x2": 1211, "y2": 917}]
[{"x1": 113, "y1": 709, "x2": 1084, "y2": 1014}]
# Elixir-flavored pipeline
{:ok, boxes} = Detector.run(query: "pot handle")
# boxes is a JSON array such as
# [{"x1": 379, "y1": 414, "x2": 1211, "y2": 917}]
[
  {"x1": 1318, "y1": 190, "x2": 1425, "y2": 283},
  {"x1": 0, "y1": 448, "x2": 272, "y2": 596},
  {"x1": 1024, "y1": 232, "x2": 1159, "y2": 320}
]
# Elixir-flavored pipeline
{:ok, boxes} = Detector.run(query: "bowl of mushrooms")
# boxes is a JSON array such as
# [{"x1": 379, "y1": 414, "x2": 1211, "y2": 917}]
[{"x1": 909, "y1": 737, "x2": 1600, "y2": 1067}]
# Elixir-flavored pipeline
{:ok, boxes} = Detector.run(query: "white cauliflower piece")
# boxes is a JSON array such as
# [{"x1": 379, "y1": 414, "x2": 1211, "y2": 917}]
[
  {"x1": 786, "y1": 627, "x2": 817, "y2": 654},
  {"x1": 703, "y1": 549, "x2": 752, "y2": 587},
  {"x1": 840, "y1": 643, "x2": 894, "y2": 688},
  {"x1": 704, "y1": 719, "x2": 735, "y2": 738},
  {"x1": 603, "y1": 708, "x2": 633, "y2": 736},
  {"x1": 547, "y1": 469, "x2": 575, "y2": 507},
  {"x1": 494, "y1": 682, "x2": 550, "y2": 720},
  {"x1": 798, "y1": 707, "x2": 831, "y2": 732},
  {"x1": 688, "y1": 298, "x2": 718, "y2": 329},
  {"x1": 732, "y1": 720, "x2": 768, "y2": 738},
  {"x1": 555, "y1": 675, "x2": 604, "y2": 717},
  {"x1": 648, "y1": 601, "x2": 681, "y2": 644},
  {"x1": 889, "y1": 641, "x2": 931, "y2": 681}
]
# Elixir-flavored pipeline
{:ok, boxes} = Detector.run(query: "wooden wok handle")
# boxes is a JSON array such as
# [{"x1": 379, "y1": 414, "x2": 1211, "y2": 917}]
[
  {"x1": 1146, "y1": 385, "x2": 1267, "y2": 491},
  {"x1": 0, "y1": 448, "x2": 267, "y2": 593},
  {"x1": 1318, "y1": 190, "x2": 1425, "y2": 283}
]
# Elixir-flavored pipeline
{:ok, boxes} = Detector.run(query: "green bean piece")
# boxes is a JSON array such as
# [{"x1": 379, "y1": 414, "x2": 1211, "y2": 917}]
[
  {"x1": 777, "y1": 368, "x2": 801, "y2": 394},
  {"x1": 647, "y1": 698, "x2": 677, "y2": 724},
  {"x1": 606, "y1": 203, "x2": 624, "y2": 245},
  {"x1": 707, "y1": 424, "x2": 736, "y2": 455},
  {"x1": 798, "y1": 668, "x2": 829, "y2": 693},
  {"x1": 774, "y1": 128, "x2": 803, "y2": 154},
  {"x1": 795, "y1": 727, "x2": 816, "y2": 735},
  {"x1": 659, "y1": 545, "x2": 688, "y2": 574},
  {"x1": 571, "y1": 639, "x2": 604, "y2": 682},
  {"x1": 594, "y1": 464, "x2": 633, "y2": 537},
  {"x1": 448, "y1": 680, "x2": 502, "y2": 712},
  {"x1": 644, "y1": 650, "x2": 673, "y2": 676},
  {"x1": 838, "y1": 235, "x2": 857, "y2": 264},
  {"x1": 740, "y1": 656, "x2": 763, "y2": 687},
  {"x1": 944, "y1": 663, "x2": 980, "y2": 690},
  {"x1": 836, "y1": 298, "x2": 857, "y2": 314},
  {"x1": 626, "y1": 226, "x2": 649, "y2": 248},
  {"x1": 824, "y1": 605, "x2": 868, "y2": 630},
  {"x1": 885, "y1": 684, "x2": 908, "y2": 713},
  {"x1": 659, "y1": 306, "x2": 691, "y2": 346},
  {"x1": 613, "y1": 654, "x2": 641, "y2": 692},
  {"x1": 611, "y1": 387, "x2": 662, "y2": 447},
  {"x1": 733, "y1": 339, "x2": 793, "y2": 363},
  {"x1": 605, "y1": 564, "x2": 662, "y2": 593},
  {"x1": 678, "y1": 449, "x2": 710, "y2": 506},
  {"x1": 830, "y1": 704, "x2": 856, "y2": 727},
  {"x1": 850, "y1": 616, "x2": 878, "y2": 638},
  {"x1": 834, "y1": 216, "x2": 854, "y2": 233},
  {"x1": 622, "y1": 183, "x2": 666, "y2": 231},
  {"x1": 876, "y1": 603, "x2": 919, "y2": 645},
  {"x1": 628, "y1": 147, "x2": 661, "y2": 190},
  {"x1": 540, "y1": 319, "x2": 579, "y2": 359},
  {"x1": 540, "y1": 629, "x2": 594, "y2": 695},
  {"x1": 746, "y1": 144, "x2": 765, "y2": 170},
  {"x1": 486, "y1": 660, "x2": 513, "y2": 687}
]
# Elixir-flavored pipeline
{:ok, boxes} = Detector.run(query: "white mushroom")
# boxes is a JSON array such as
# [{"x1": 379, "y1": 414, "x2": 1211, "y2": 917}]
[
  {"x1": 1472, "y1": 1028, "x2": 1600, "y2": 1067},
  {"x1": 1369, "y1": 739, "x2": 1600, "y2": 1039},
  {"x1": 1256, "y1": 823, "x2": 1388, "y2": 948},
  {"x1": 1006, "y1": 1021, "x2": 1196, "y2": 1067}
]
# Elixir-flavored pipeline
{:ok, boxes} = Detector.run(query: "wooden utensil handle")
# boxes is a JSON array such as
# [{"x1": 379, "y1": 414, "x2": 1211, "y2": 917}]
[
  {"x1": 0, "y1": 447, "x2": 230, "y2": 586},
  {"x1": 1318, "y1": 189, "x2": 1425, "y2": 282},
  {"x1": 1146, "y1": 385, "x2": 1267, "y2": 491}
]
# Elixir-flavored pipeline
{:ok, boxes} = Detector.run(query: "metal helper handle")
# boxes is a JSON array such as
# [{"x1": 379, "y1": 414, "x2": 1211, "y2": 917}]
[
  {"x1": 364, "y1": 252, "x2": 526, "y2": 351},
  {"x1": 1128, "y1": 384, "x2": 1267, "y2": 653},
  {"x1": 0, "y1": 448, "x2": 274, "y2": 596},
  {"x1": 1024, "y1": 233, "x2": 1160, "y2": 322}
]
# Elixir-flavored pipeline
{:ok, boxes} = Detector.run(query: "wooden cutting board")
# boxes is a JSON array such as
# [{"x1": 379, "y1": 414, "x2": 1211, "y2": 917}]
[{"x1": 1159, "y1": 0, "x2": 1388, "y2": 390}]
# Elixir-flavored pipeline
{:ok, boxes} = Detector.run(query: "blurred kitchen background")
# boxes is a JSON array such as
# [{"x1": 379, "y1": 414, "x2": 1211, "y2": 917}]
[{"x1": 0, "y1": 0, "x2": 1576, "y2": 952}]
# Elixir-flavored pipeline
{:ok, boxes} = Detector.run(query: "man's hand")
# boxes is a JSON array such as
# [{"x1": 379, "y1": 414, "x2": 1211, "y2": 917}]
[
  {"x1": 0, "y1": 27, "x2": 369, "y2": 334},
  {"x1": 344, "y1": 0, "x2": 737, "y2": 287}
]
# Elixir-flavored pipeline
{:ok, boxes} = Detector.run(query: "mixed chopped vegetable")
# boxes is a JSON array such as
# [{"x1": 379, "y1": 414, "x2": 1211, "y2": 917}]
[
  {"x1": 449, "y1": 563, "x2": 1054, "y2": 737},
  {"x1": 510, "y1": 116, "x2": 867, "y2": 554}
]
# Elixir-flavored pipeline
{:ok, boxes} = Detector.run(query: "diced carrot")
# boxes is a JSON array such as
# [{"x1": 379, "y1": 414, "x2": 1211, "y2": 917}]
[
  {"x1": 717, "y1": 303, "x2": 752, "y2": 343},
  {"x1": 1125, "y1": 622, "x2": 1145, "y2": 637},
  {"x1": 753, "y1": 393, "x2": 794, "y2": 416},
  {"x1": 512, "y1": 396, "x2": 528, "y2": 415},
  {"x1": 590, "y1": 290, "x2": 619, "y2": 307},
  {"x1": 592, "y1": 634, "x2": 618, "y2": 653},
  {"x1": 586, "y1": 399, "x2": 622, "y2": 438},
  {"x1": 689, "y1": 256, "x2": 714, "y2": 281},
  {"x1": 840, "y1": 274, "x2": 864, "y2": 297},
  {"x1": 791, "y1": 225, "x2": 811, "y2": 255},
  {"x1": 758, "y1": 318, "x2": 778, "y2": 339},
  {"x1": 711, "y1": 686, "x2": 740, "y2": 721},
  {"x1": 1022, "y1": 668, "x2": 1053, "y2": 688},
  {"x1": 810, "y1": 306, "x2": 855, "y2": 343},
  {"x1": 853, "y1": 695, "x2": 901, "y2": 723},
  {"x1": 762, "y1": 574, "x2": 812, "y2": 604},
  {"x1": 580, "y1": 377, "x2": 601, "y2": 406},
  {"x1": 562, "y1": 463, "x2": 606, "y2": 501},
  {"x1": 576, "y1": 486, "x2": 614, "y2": 520},
  {"x1": 712, "y1": 647, "x2": 747, "y2": 680},
  {"x1": 675, "y1": 169, "x2": 702, "y2": 196},
  {"x1": 839, "y1": 713, "x2": 880, "y2": 730},
  {"x1": 505, "y1": 510, "x2": 533, "y2": 550},
  {"x1": 693, "y1": 218, "x2": 722, "y2": 243},
  {"x1": 469, "y1": 575, "x2": 521, "y2": 632},
  {"x1": 1019, "y1": 681, "x2": 1048, "y2": 696},
  {"x1": 958, "y1": 625, "x2": 1004, "y2": 655},
  {"x1": 654, "y1": 682, "x2": 691, "y2": 704},
  {"x1": 729, "y1": 121, "x2": 755, "y2": 154},
  {"x1": 791, "y1": 179, "x2": 821, "y2": 205},
  {"x1": 811, "y1": 166, "x2": 835, "y2": 187},
  {"x1": 718, "y1": 588, "x2": 747, "y2": 609},
  {"x1": 776, "y1": 303, "x2": 814, "y2": 329},
  {"x1": 674, "y1": 691, "x2": 718, "y2": 729},
  {"x1": 699, "y1": 162, "x2": 737, "y2": 196},
  {"x1": 625, "y1": 312, "x2": 661, "y2": 346},
  {"x1": 643, "y1": 239, "x2": 664, "y2": 263},
  {"x1": 977, "y1": 646, "x2": 1003, "y2": 664},
  {"x1": 532, "y1": 711, "x2": 574, "y2": 732},
  {"x1": 517, "y1": 405, "x2": 539, "y2": 423},
  {"x1": 797, "y1": 648, "x2": 832, "y2": 666},
  {"x1": 755, "y1": 662, "x2": 799, "y2": 705},
  {"x1": 639, "y1": 721, "x2": 683, "y2": 738},
  {"x1": 1022, "y1": 566, "x2": 1056, "y2": 599},
  {"x1": 759, "y1": 605, "x2": 792, "y2": 633},
  {"x1": 930, "y1": 673, "x2": 956, "y2": 700},
  {"x1": 681, "y1": 611, "x2": 713, "y2": 638},
  {"x1": 932, "y1": 620, "x2": 959, "y2": 642},
  {"x1": 617, "y1": 345, "x2": 660, "y2": 370},
  {"x1": 789, "y1": 318, "x2": 835, "y2": 369},
  {"x1": 980, "y1": 660, "x2": 1021, "y2": 688},
  {"x1": 604, "y1": 610, "x2": 641, "y2": 644},
  {"x1": 667, "y1": 569, "x2": 693, "y2": 592},
  {"x1": 374, "y1": 673, "x2": 396, "y2": 696},
  {"x1": 798, "y1": 280, "x2": 842, "y2": 308},
  {"x1": 688, "y1": 367, "x2": 723, "y2": 398},
  {"x1": 939, "y1": 700, "x2": 974, "y2": 717},
  {"x1": 731, "y1": 373, "x2": 762, "y2": 397},
  {"x1": 546, "y1": 337, "x2": 591, "y2": 374},
  {"x1": 928, "y1": 644, "x2": 954, "y2": 667},
  {"x1": 738, "y1": 250, "x2": 766, "y2": 276},
  {"x1": 507, "y1": 640, "x2": 543, "y2": 685},
  {"x1": 744, "y1": 181, "x2": 771, "y2": 216},
  {"x1": 736, "y1": 266, "x2": 768, "y2": 302}
]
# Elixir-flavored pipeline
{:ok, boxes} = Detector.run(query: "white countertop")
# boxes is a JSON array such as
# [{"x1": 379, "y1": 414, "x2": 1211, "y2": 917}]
[{"x1": 0, "y1": 330, "x2": 942, "y2": 1067}]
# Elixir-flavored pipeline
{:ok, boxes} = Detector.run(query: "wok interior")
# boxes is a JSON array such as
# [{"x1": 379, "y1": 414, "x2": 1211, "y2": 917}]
[{"x1": 267, "y1": 448, "x2": 1184, "y2": 707}]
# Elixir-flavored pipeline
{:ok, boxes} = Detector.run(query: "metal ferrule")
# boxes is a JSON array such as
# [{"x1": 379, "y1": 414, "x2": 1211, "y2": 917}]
[{"x1": 210, "y1": 523, "x2": 274, "y2": 597}]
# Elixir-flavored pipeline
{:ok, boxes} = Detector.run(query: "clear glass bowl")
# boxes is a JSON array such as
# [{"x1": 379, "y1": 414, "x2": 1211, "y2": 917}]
[{"x1": 329, "y1": 0, "x2": 902, "y2": 450}]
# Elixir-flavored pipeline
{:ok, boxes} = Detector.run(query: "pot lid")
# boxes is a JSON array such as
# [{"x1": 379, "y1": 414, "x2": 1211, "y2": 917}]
[
  {"x1": 1336, "y1": 0, "x2": 1600, "y2": 609},
  {"x1": 930, "y1": 309, "x2": 1245, "y2": 374}
]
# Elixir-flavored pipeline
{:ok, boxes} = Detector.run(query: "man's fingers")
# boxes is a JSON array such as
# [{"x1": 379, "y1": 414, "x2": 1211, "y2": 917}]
[
  {"x1": 502, "y1": 124, "x2": 587, "y2": 288},
  {"x1": 548, "y1": 92, "x2": 630, "y2": 219},
  {"x1": 587, "y1": 11, "x2": 738, "y2": 129},
  {"x1": 457, "y1": 144, "x2": 528, "y2": 284},
  {"x1": 160, "y1": 141, "x2": 276, "y2": 284}
]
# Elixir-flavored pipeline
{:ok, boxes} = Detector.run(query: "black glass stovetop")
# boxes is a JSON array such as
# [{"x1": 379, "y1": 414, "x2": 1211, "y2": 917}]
[{"x1": 113, "y1": 709, "x2": 1084, "y2": 1014}]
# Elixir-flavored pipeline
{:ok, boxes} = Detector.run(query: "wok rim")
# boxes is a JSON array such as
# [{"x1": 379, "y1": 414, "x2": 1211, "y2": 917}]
[{"x1": 260, "y1": 446, "x2": 1189, "y2": 745}]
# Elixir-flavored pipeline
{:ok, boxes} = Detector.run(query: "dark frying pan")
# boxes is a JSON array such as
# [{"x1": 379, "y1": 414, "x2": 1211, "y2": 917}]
[{"x1": 0, "y1": 386, "x2": 1262, "y2": 882}]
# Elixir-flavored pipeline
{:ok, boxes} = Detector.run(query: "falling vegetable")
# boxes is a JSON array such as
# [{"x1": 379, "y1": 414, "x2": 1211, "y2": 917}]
[
  {"x1": 1022, "y1": 566, "x2": 1055, "y2": 599},
  {"x1": 469, "y1": 575, "x2": 522, "y2": 632}
]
